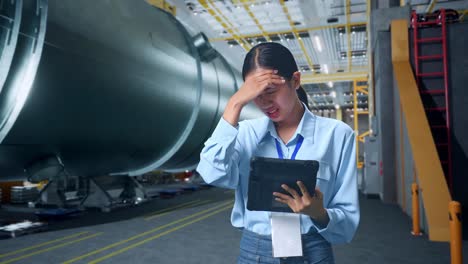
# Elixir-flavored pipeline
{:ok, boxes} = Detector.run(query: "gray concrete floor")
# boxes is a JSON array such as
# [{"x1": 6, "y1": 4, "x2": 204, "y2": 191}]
[
  {"x1": 0, "y1": 187, "x2": 240, "y2": 264},
  {"x1": 0, "y1": 187, "x2": 466, "y2": 264}
]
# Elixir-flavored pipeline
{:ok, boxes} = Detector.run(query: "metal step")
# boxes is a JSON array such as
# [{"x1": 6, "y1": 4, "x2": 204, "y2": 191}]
[
  {"x1": 418, "y1": 54, "x2": 443, "y2": 60},
  {"x1": 417, "y1": 72, "x2": 444, "y2": 77},
  {"x1": 420, "y1": 89, "x2": 445, "y2": 95},
  {"x1": 417, "y1": 20, "x2": 439, "y2": 26},
  {"x1": 417, "y1": 37, "x2": 443, "y2": 43},
  {"x1": 425, "y1": 107, "x2": 447, "y2": 112}
]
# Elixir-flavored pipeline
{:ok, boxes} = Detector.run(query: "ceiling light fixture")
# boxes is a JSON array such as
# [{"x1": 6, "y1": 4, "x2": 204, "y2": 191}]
[
  {"x1": 322, "y1": 64, "x2": 329, "y2": 74},
  {"x1": 313, "y1": 35, "x2": 323, "y2": 52}
]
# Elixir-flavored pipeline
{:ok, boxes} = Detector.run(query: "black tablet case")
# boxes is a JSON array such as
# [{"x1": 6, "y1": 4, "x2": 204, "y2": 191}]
[{"x1": 247, "y1": 157, "x2": 319, "y2": 213}]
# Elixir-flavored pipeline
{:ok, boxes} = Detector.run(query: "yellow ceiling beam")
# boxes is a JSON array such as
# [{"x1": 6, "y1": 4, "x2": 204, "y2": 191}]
[
  {"x1": 356, "y1": 87, "x2": 368, "y2": 95},
  {"x1": 240, "y1": 0, "x2": 271, "y2": 42},
  {"x1": 346, "y1": 0, "x2": 352, "y2": 72},
  {"x1": 426, "y1": 0, "x2": 438, "y2": 13},
  {"x1": 199, "y1": 0, "x2": 252, "y2": 50},
  {"x1": 278, "y1": 0, "x2": 315, "y2": 74},
  {"x1": 301, "y1": 71, "x2": 368, "y2": 84},
  {"x1": 209, "y1": 22, "x2": 367, "y2": 42}
]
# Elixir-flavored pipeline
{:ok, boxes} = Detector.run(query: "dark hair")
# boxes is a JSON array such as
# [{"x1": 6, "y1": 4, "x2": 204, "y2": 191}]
[
  {"x1": 241, "y1": 42, "x2": 298, "y2": 81},
  {"x1": 296, "y1": 86, "x2": 309, "y2": 107}
]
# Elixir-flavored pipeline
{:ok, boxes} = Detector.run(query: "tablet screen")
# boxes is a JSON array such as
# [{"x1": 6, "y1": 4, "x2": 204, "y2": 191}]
[{"x1": 247, "y1": 157, "x2": 319, "y2": 213}]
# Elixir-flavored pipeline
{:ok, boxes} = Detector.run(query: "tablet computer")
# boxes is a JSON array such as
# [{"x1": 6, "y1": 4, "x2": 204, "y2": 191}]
[{"x1": 247, "y1": 156, "x2": 319, "y2": 213}]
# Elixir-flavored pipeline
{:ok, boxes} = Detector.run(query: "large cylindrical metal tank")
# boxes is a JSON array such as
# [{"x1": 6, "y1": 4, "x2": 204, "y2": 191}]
[{"x1": 0, "y1": 0, "x2": 260, "y2": 180}]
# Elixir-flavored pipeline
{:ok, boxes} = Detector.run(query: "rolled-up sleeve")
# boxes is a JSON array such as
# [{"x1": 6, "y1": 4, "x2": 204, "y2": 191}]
[
  {"x1": 315, "y1": 130, "x2": 360, "y2": 244},
  {"x1": 196, "y1": 118, "x2": 244, "y2": 189}
]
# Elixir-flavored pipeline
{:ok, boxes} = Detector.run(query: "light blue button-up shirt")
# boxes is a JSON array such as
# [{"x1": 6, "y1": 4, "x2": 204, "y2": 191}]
[{"x1": 196, "y1": 106, "x2": 359, "y2": 244}]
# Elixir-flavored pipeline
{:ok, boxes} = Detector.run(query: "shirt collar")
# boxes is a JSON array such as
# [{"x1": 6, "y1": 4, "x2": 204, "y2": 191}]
[{"x1": 266, "y1": 103, "x2": 316, "y2": 145}]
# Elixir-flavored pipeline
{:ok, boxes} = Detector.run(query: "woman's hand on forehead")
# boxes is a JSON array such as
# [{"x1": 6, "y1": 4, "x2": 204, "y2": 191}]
[{"x1": 232, "y1": 68, "x2": 285, "y2": 106}]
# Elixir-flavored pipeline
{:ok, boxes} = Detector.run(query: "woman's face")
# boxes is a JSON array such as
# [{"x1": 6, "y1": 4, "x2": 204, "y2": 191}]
[{"x1": 252, "y1": 70, "x2": 301, "y2": 123}]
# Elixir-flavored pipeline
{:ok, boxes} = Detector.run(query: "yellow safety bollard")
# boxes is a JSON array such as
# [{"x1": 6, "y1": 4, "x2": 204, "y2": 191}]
[
  {"x1": 449, "y1": 201, "x2": 462, "y2": 264},
  {"x1": 411, "y1": 183, "x2": 422, "y2": 236}
]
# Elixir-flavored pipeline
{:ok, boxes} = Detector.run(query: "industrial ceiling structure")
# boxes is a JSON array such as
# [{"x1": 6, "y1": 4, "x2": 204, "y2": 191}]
[{"x1": 169, "y1": 0, "x2": 467, "y2": 111}]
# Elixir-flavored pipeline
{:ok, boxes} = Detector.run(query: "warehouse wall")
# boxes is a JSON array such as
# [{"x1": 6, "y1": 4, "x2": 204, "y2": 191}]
[
  {"x1": 371, "y1": 5, "x2": 410, "y2": 203},
  {"x1": 447, "y1": 23, "x2": 468, "y2": 238},
  {"x1": 393, "y1": 72, "x2": 429, "y2": 233},
  {"x1": 374, "y1": 30, "x2": 396, "y2": 203}
]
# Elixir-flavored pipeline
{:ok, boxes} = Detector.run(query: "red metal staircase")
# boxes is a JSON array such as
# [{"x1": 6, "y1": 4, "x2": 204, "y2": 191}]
[{"x1": 411, "y1": 9, "x2": 452, "y2": 193}]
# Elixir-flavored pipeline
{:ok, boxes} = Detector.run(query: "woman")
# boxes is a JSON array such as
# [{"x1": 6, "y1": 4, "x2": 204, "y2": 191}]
[{"x1": 197, "y1": 42, "x2": 359, "y2": 264}]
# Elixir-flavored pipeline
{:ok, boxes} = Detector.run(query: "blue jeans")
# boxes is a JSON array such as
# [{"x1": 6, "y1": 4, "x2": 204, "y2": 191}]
[{"x1": 237, "y1": 229, "x2": 334, "y2": 264}]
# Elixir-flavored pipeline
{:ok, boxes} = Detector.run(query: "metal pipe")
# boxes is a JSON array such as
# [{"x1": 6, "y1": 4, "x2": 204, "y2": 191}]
[
  {"x1": 0, "y1": 0, "x2": 261, "y2": 180},
  {"x1": 0, "y1": 0, "x2": 22, "y2": 95}
]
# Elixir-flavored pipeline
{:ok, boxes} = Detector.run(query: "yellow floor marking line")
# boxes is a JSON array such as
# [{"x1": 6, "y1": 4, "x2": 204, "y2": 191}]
[
  {"x1": 143, "y1": 199, "x2": 201, "y2": 218},
  {"x1": 144, "y1": 199, "x2": 212, "y2": 221},
  {"x1": 62, "y1": 200, "x2": 233, "y2": 264},
  {"x1": 0, "y1": 232, "x2": 102, "y2": 264},
  {"x1": 88, "y1": 204, "x2": 233, "y2": 264},
  {"x1": 0, "y1": 231, "x2": 90, "y2": 258}
]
